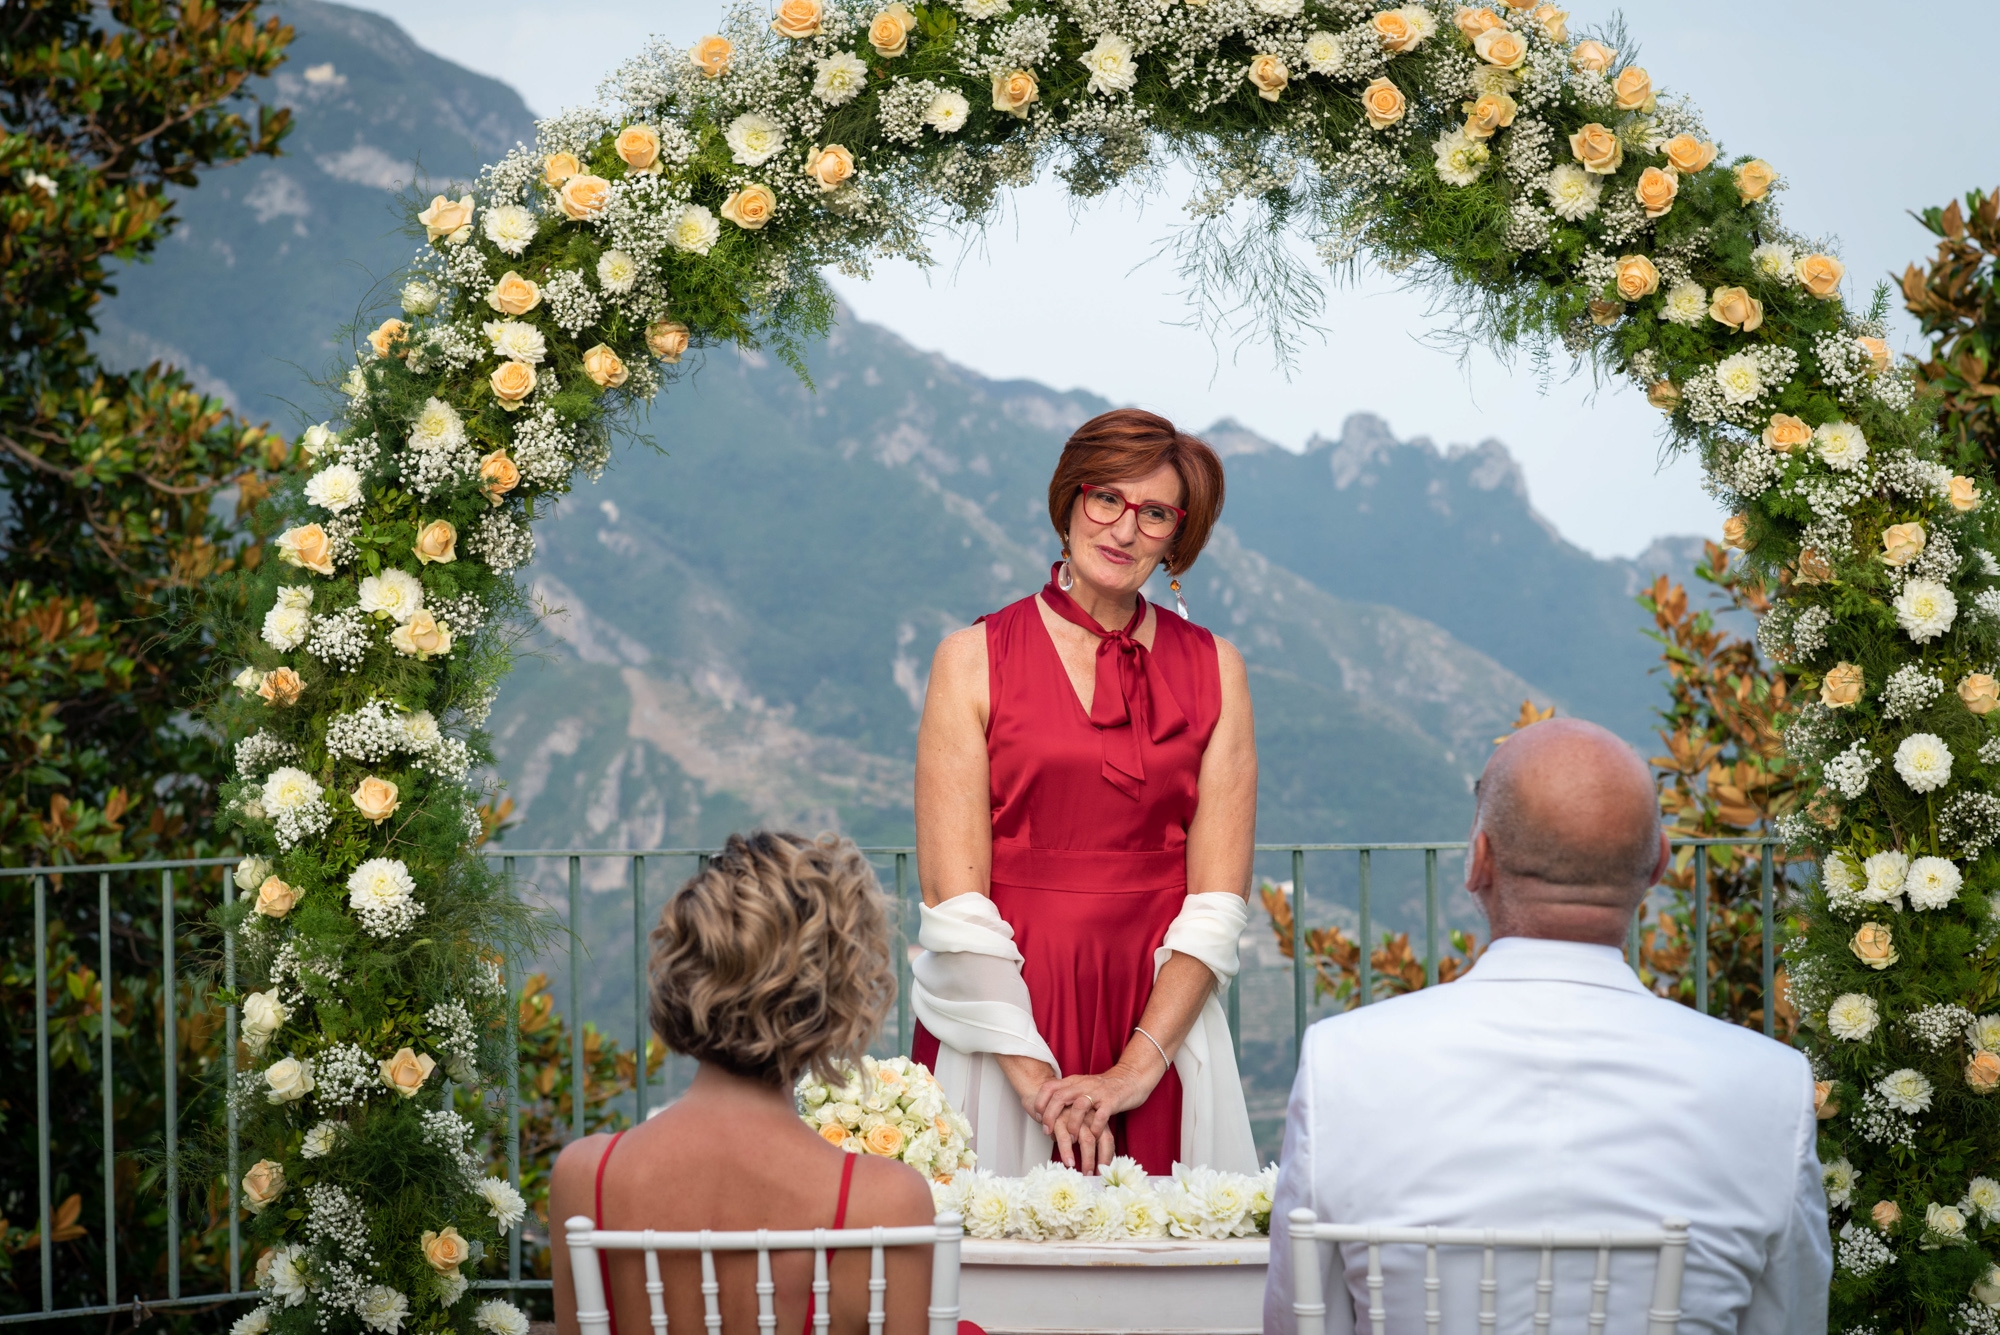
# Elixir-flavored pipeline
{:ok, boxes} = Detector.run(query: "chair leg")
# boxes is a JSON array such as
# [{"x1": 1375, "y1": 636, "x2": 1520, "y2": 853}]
[{"x1": 1289, "y1": 1208, "x2": 1328, "y2": 1335}]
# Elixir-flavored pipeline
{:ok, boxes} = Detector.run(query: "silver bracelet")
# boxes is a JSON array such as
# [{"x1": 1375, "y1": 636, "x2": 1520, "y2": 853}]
[{"x1": 1132, "y1": 1025, "x2": 1171, "y2": 1071}]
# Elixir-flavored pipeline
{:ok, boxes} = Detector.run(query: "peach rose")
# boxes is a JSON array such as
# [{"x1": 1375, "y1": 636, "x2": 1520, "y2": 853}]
[
  {"x1": 413, "y1": 519, "x2": 457, "y2": 566},
  {"x1": 1568, "y1": 122, "x2": 1621, "y2": 175},
  {"x1": 351, "y1": 776, "x2": 400, "y2": 824},
  {"x1": 1570, "y1": 39, "x2": 1615, "y2": 72},
  {"x1": 1721, "y1": 514, "x2": 1749, "y2": 549},
  {"x1": 616, "y1": 124, "x2": 661, "y2": 172},
  {"x1": 254, "y1": 876, "x2": 297, "y2": 918},
  {"x1": 582, "y1": 344, "x2": 629, "y2": 389},
  {"x1": 1951, "y1": 476, "x2": 1981, "y2": 512},
  {"x1": 277, "y1": 523, "x2": 335, "y2": 576},
  {"x1": 1858, "y1": 336, "x2": 1890, "y2": 374},
  {"x1": 1708, "y1": 286, "x2": 1763, "y2": 333},
  {"x1": 1960, "y1": 674, "x2": 2000, "y2": 716},
  {"x1": 1971, "y1": 1050, "x2": 2000, "y2": 1095},
  {"x1": 422, "y1": 1226, "x2": 471, "y2": 1275},
  {"x1": 1462, "y1": 90, "x2": 1517, "y2": 140},
  {"x1": 1246, "y1": 53, "x2": 1288, "y2": 102},
  {"x1": 1872, "y1": 1201, "x2": 1901, "y2": 1230},
  {"x1": 1373, "y1": 9, "x2": 1418, "y2": 52},
  {"x1": 486, "y1": 272, "x2": 540, "y2": 316},
  {"x1": 1880, "y1": 521, "x2": 1925, "y2": 567},
  {"x1": 1611, "y1": 65, "x2": 1653, "y2": 111},
  {"x1": 1471, "y1": 26, "x2": 1526, "y2": 69},
  {"x1": 1613, "y1": 254, "x2": 1659, "y2": 301},
  {"x1": 1796, "y1": 253, "x2": 1843, "y2": 298},
  {"x1": 543, "y1": 152, "x2": 581, "y2": 186},
  {"x1": 868, "y1": 3, "x2": 915, "y2": 57},
  {"x1": 1531, "y1": 4, "x2": 1565, "y2": 41},
  {"x1": 1361, "y1": 77, "x2": 1407, "y2": 128},
  {"x1": 380, "y1": 1047, "x2": 437, "y2": 1099},
  {"x1": 258, "y1": 667, "x2": 303, "y2": 708},
  {"x1": 367, "y1": 318, "x2": 407, "y2": 359},
  {"x1": 1587, "y1": 299, "x2": 1623, "y2": 327},
  {"x1": 391, "y1": 610, "x2": 453, "y2": 659},
  {"x1": 1453, "y1": 6, "x2": 1503, "y2": 39},
  {"x1": 558, "y1": 174, "x2": 612, "y2": 222},
  {"x1": 417, "y1": 194, "x2": 474, "y2": 244},
  {"x1": 1734, "y1": 158, "x2": 1775, "y2": 203},
  {"x1": 1762, "y1": 414, "x2": 1812, "y2": 453},
  {"x1": 490, "y1": 359, "x2": 536, "y2": 411},
  {"x1": 804, "y1": 144, "x2": 855, "y2": 193},
  {"x1": 1813, "y1": 1080, "x2": 1838, "y2": 1120},
  {"x1": 862, "y1": 1121, "x2": 906, "y2": 1157},
  {"x1": 819, "y1": 1122, "x2": 850, "y2": 1147},
  {"x1": 242, "y1": 1159, "x2": 285, "y2": 1215},
  {"x1": 1662, "y1": 135, "x2": 1717, "y2": 175},
  {"x1": 991, "y1": 68, "x2": 1039, "y2": 118},
  {"x1": 1634, "y1": 165, "x2": 1678, "y2": 218},
  {"x1": 1646, "y1": 380, "x2": 1680, "y2": 412},
  {"x1": 1849, "y1": 922, "x2": 1897, "y2": 970},
  {"x1": 1794, "y1": 548, "x2": 1831, "y2": 585},
  {"x1": 646, "y1": 319, "x2": 691, "y2": 363},
  {"x1": 721, "y1": 183, "x2": 776, "y2": 230},
  {"x1": 692, "y1": 35, "x2": 734, "y2": 78},
  {"x1": 479, "y1": 450, "x2": 521, "y2": 505},
  {"x1": 773, "y1": 0, "x2": 823, "y2": 39},
  {"x1": 1821, "y1": 662, "x2": 1863, "y2": 709}
]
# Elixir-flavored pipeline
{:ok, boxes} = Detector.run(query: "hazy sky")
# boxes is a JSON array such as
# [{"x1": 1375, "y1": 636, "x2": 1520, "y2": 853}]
[{"x1": 336, "y1": 0, "x2": 1991, "y2": 556}]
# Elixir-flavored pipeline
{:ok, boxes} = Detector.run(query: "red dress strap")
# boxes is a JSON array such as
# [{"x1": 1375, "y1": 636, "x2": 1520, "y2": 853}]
[
  {"x1": 803, "y1": 1154, "x2": 860, "y2": 1335},
  {"x1": 594, "y1": 1130, "x2": 629, "y2": 1335}
]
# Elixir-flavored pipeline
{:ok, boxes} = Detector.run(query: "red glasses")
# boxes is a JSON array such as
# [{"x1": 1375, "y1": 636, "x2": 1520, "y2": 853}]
[{"x1": 1077, "y1": 485, "x2": 1186, "y2": 539}]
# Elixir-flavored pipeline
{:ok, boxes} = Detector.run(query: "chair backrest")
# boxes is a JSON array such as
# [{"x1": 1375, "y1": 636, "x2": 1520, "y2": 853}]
[
  {"x1": 564, "y1": 1210, "x2": 964, "y2": 1335},
  {"x1": 1287, "y1": 1209, "x2": 1689, "y2": 1335}
]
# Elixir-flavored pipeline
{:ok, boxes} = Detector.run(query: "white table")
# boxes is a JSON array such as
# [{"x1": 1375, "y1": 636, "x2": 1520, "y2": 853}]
[{"x1": 958, "y1": 1237, "x2": 1269, "y2": 1335}]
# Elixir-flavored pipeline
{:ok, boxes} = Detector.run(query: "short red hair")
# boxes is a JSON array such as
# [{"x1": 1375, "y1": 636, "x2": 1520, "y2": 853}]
[{"x1": 1047, "y1": 409, "x2": 1225, "y2": 576}]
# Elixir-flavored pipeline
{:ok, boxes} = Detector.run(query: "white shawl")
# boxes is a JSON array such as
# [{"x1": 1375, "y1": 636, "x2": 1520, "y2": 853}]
[{"x1": 911, "y1": 890, "x2": 1260, "y2": 1175}]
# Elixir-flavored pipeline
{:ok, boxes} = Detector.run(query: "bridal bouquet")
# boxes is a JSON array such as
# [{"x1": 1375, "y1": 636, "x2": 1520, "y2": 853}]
[
  {"x1": 934, "y1": 1159, "x2": 1277, "y2": 1243},
  {"x1": 796, "y1": 1056, "x2": 976, "y2": 1182}
]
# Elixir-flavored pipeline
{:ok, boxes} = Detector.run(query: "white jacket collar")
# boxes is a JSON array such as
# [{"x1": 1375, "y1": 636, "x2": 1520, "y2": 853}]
[{"x1": 1462, "y1": 935, "x2": 1648, "y2": 994}]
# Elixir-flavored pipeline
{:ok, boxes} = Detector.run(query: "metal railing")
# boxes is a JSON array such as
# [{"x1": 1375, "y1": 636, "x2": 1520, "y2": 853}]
[{"x1": 2, "y1": 836, "x2": 1790, "y2": 1325}]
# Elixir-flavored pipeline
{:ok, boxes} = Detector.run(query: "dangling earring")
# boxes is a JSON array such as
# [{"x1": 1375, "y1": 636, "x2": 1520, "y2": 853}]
[
  {"x1": 1059, "y1": 538, "x2": 1075, "y2": 592},
  {"x1": 1170, "y1": 575, "x2": 1189, "y2": 619}
]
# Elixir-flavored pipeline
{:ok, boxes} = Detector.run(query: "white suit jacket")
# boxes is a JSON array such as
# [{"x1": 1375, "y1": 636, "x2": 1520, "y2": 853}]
[{"x1": 1263, "y1": 936, "x2": 1830, "y2": 1335}]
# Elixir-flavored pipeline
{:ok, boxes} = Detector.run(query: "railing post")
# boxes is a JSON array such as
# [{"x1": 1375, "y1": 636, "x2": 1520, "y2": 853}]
[
  {"x1": 633, "y1": 855, "x2": 647, "y2": 1127},
  {"x1": 99, "y1": 872, "x2": 116, "y2": 1309},
  {"x1": 1424, "y1": 847, "x2": 1439, "y2": 988},
  {"x1": 226, "y1": 870, "x2": 241, "y2": 1293},
  {"x1": 1357, "y1": 850, "x2": 1372, "y2": 1008},
  {"x1": 1291, "y1": 848, "x2": 1307, "y2": 1060},
  {"x1": 35, "y1": 874, "x2": 52, "y2": 1312},
  {"x1": 1693, "y1": 845, "x2": 1709, "y2": 1018},
  {"x1": 504, "y1": 855, "x2": 522, "y2": 1290},
  {"x1": 570, "y1": 855, "x2": 585, "y2": 1144},
  {"x1": 1760, "y1": 842, "x2": 1776, "y2": 1039},
  {"x1": 895, "y1": 852, "x2": 912, "y2": 1057},
  {"x1": 163, "y1": 869, "x2": 179, "y2": 1300}
]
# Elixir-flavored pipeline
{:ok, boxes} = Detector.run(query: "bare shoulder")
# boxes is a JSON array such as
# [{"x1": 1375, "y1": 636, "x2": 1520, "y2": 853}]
[
  {"x1": 849, "y1": 1153, "x2": 939, "y2": 1226},
  {"x1": 927, "y1": 624, "x2": 989, "y2": 700},
  {"x1": 1211, "y1": 633, "x2": 1247, "y2": 680}
]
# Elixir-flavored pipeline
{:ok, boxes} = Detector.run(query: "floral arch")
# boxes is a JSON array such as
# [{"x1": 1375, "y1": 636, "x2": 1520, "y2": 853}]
[{"x1": 212, "y1": 1, "x2": 1998, "y2": 1331}]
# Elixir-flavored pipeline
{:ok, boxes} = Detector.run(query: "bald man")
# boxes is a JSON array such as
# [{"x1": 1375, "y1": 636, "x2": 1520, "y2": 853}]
[{"x1": 1263, "y1": 719, "x2": 1829, "y2": 1334}]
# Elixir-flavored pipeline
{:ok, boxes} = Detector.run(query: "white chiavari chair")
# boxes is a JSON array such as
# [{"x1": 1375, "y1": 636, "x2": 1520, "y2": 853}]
[
  {"x1": 1287, "y1": 1209, "x2": 1689, "y2": 1335},
  {"x1": 565, "y1": 1211, "x2": 964, "y2": 1335}
]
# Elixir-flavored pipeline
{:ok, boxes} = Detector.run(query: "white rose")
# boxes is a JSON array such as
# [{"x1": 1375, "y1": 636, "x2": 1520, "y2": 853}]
[
  {"x1": 302, "y1": 1120, "x2": 339, "y2": 1159},
  {"x1": 1080, "y1": 34, "x2": 1138, "y2": 95},
  {"x1": 1861, "y1": 851, "x2": 1909, "y2": 904},
  {"x1": 1893, "y1": 733, "x2": 1953, "y2": 793},
  {"x1": 399, "y1": 280, "x2": 440, "y2": 315},
  {"x1": 232, "y1": 666, "x2": 266, "y2": 696},
  {"x1": 483, "y1": 319, "x2": 547, "y2": 365},
  {"x1": 357, "y1": 569, "x2": 425, "y2": 623},
  {"x1": 1826, "y1": 992, "x2": 1879, "y2": 1041},
  {"x1": 1879, "y1": 1067, "x2": 1934, "y2": 1114},
  {"x1": 724, "y1": 113, "x2": 786, "y2": 166},
  {"x1": 261, "y1": 605, "x2": 311, "y2": 652},
  {"x1": 1977, "y1": 1264, "x2": 2000, "y2": 1308},
  {"x1": 235, "y1": 856, "x2": 273, "y2": 892},
  {"x1": 356, "y1": 1285, "x2": 410, "y2": 1334},
  {"x1": 1927, "y1": 1201, "x2": 1967, "y2": 1241},
  {"x1": 299, "y1": 422, "x2": 337, "y2": 460},
  {"x1": 597, "y1": 249, "x2": 638, "y2": 294},
  {"x1": 264, "y1": 1055, "x2": 315, "y2": 1103},
  {"x1": 241, "y1": 990, "x2": 288, "y2": 1054},
  {"x1": 1821, "y1": 1158, "x2": 1855, "y2": 1209},
  {"x1": 670, "y1": 205, "x2": 720, "y2": 255},
  {"x1": 483, "y1": 203, "x2": 538, "y2": 256},
  {"x1": 473, "y1": 1300, "x2": 531, "y2": 1335},
  {"x1": 1895, "y1": 579, "x2": 1957, "y2": 644},
  {"x1": 1970, "y1": 1016, "x2": 2000, "y2": 1053}
]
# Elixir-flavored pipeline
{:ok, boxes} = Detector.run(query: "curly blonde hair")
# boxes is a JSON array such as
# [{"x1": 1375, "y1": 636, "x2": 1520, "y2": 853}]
[{"x1": 649, "y1": 831, "x2": 895, "y2": 1085}]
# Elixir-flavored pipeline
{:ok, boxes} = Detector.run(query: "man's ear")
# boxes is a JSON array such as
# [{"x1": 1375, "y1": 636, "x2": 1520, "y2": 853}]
[
  {"x1": 1465, "y1": 830, "x2": 1495, "y2": 902},
  {"x1": 1648, "y1": 828, "x2": 1670, "y2": 888}
]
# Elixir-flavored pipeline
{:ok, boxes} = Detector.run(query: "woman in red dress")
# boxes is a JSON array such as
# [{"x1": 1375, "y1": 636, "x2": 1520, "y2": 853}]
[{"x1": 911, "y1": 409, "x2": 1259, "y2": 1177}]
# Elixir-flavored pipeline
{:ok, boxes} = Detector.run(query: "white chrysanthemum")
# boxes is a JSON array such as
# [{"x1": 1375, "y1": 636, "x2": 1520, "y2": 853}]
[
  {"x1": 399, "y1": 280, "x2": 440, "y2": 315},
  {"x1": 1026, "y1": 1166, "x2": 1093, "y2": 1239},
  {"x1": 348, "y1": 857, "x2": 417, "y2": 923},
  {"x1": 1301, "y1": 31, "x2": 1344, "y2": 75},
  {"x1": 925, "y1": 90, "x2": 971, "y2": 132},
  {"x1": 1398, "y1": 4, "x2": 1435, "y2": 37},
  {"x1": 478, "y1": 1177, "x2": 528, "y2": 1230},
  {"x1": 408, "y1": 397, "x2": 467, "y2": 455},
  {"x1": 724, "y1": 113, "x2": 786, "y2": 166},
  {"x1": 357, "y1": 1285, "x2": 410, "y2": 1334},
  {"x1": 231, "y1": 1305, "x2": 273, "y2": 1335},
  {"x1": 813, "y1": 52, "x2": 868, "y2": 104},
  {"x1": 262, "y1": 767, "x2": 323, "y2": 814},
  {"x1": 483, "y1": 204, "x2": 538, "y2": 256},
  {"x1": 1543, "y1": 164, "x2": 1603, "y2": 222},
  {"x1": 357, "y1": 569, "x2": 425, "y2": 623},
  {"x1": 1249, "y1": 0, "x2": 1303, "y2": 15},
  {"x1": 341, "y1": 364, "x2": 367, "y2": 398},
  {"x1": 1895, "y1": 579, "x2": 1957, "y2": 643},
  {"x1": 963, "y1": 1175, "x2": 1019, "y2": 1239},
  {"x1": 299, "y1": 422, "x2": 336, "y2": 460},
  {"x1": 1099, "y1": 1155, "x2": 1147, "y2": 1188},
  {"x1": 1432, "y1": 128, "x2": 1490, "y2": 187},
  {"x1": 1971, "y1": 1016, "x2": 2000, "y2": 1053},
  {"x1": 473, "y1": 1300, "x2": 531, "y2": 1335},
  {"x1": 262, "y1": 604, "x2": 310, "y2": 651},
  {"x1": 483, "y1": 320, "x2": 548, "y2": 365},
  {"x1": 596, "y1": 249, "x2": 637, "y2": 293},
  {"x1": 304, "y1": 463, "x2": 365, "y2": 514},
  {"x1": 436, "y1": 1272, "x2": 468, "y2": 1306},
  {"x1": 1814, "y1": 420, "x2": 1868, "y2": 471},
  {"x1": 403, "y1": 709, "x2": 442, "y2": 750},
  {"x1": 1823, "y1": 1158, "x2": 1856, "y2": 1209},
  {"x1": 1659, "y1": 278, "x2": 1707, "y2": 326},
  {"x1": 1861, "y1": 850, "x2": 1909, "y2": 904},
  {"x1": 1826, "y1": 992, "x2": 1880, "y2": 1041},
  {"x1": 1906, "y1": 855, "x2": 1963, "y2": 909},
  {"x1": 1894, "y1": 733, "x2": 1953, "y2": 793},
  {"x1": 1969, "y1": 1177, "x2": 2000, "y2": 1223},
  {"x1": 1927, "y1": 1201, "x2": 1967, "y2": 1241},
  {"x1": 268, "y1": 1245, "x2": 309, "y2": 1305},
  {"x1": 1751, "y1": 243, "x2": 1797, "y2": 282},
  {"x1": 669, "y1": 204, "x2": 720, "y2": 255},
  {"x1": 302, "y1": 1120, "x2": 339, "y2": 1159},
  {"x1": 958, "y1": 0, "x2": 1010, "y2": 15},
  {"x1": 1714, "y1": 352, "x2": 1764, "y2": 405},
  {"x1": 1880, "y1": 1067, "x2": 1934, "y2": 1115},
  {"x1": 1080, "y1": 34, "x2": 1138, "y2": 95},
  {"x1": 276, "y1": 585, "x2": 313, "y2": 612},
  {"x1": 1077, "y1": 1186, "x2": 1129, "y2": 1241}
]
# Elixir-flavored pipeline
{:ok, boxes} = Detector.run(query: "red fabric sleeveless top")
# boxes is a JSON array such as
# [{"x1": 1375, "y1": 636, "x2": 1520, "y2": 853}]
[{"x1": 915, "y1": 585, "x2": 1221, "y2": 1172}]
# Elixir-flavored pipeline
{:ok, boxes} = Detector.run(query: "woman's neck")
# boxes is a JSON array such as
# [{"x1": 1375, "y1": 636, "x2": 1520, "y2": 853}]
[
  {"x1": 1064, "y1": 574, "x2": 1142, "y2": 631},
  {"x1": 680, "y1": 1061, "x2": 800, "y2": 1118}
]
